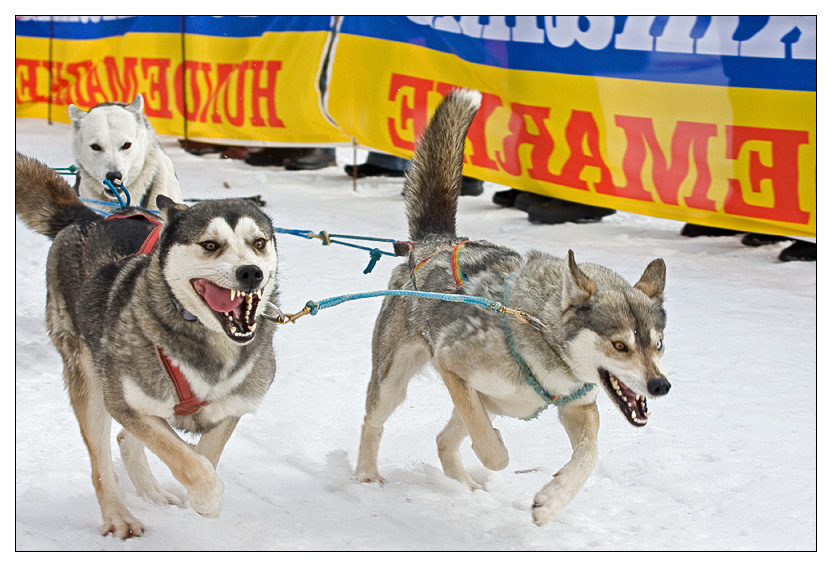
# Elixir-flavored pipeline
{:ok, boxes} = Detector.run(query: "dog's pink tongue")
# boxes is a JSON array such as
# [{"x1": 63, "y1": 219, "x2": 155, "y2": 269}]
[{"x1": 193, "y1": 279, "x2": 242, "y2": 312}]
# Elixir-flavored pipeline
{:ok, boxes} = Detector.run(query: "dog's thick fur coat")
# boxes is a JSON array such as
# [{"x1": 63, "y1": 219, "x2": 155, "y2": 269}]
[
  {"x1": 16, "y1": 152, "x2": 278, "y2": 537},
  {"x1": 354, "y1": 90, "x2": 671, "y2": 525}
]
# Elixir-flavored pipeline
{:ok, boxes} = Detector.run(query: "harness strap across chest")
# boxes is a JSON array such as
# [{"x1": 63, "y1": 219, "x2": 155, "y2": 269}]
[{"x1": 99, "y1": 213, "x2": 206, "y2": 416}]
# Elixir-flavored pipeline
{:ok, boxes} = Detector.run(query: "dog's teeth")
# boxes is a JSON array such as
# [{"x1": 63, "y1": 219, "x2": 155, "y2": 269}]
[{"x1": 631, "y1": 410, "x2": 636, "y2": 420}]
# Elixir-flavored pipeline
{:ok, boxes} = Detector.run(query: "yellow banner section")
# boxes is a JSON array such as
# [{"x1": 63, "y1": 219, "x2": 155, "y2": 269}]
[
  {"x1": 15, "y1": 32, "x2": 350, "y2": 146},
  {"x1": 328, "y1": 36, "x2": 816, "y2": 237}
]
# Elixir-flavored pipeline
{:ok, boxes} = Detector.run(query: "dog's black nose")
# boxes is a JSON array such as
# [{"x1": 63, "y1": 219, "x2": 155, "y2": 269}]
[
  {"x1": 106, "y1": 171, "x2": 122, "y2": 182},
  {"x1": 647, "y1": 377, "x2": 671, "y2": 396},
  {"x1": 236, "y1": 264, "x2": 264, "y2": 291}
]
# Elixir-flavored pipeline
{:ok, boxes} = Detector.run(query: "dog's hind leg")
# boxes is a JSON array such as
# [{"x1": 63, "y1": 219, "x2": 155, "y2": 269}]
[
  {"x1": 438, "y1": 366, "x2": 509, "y2": 472},
  {"x1": 195, "y1": 416, "x2": 241, "y2": 469},
  {"x1": 59, "y1": 341, "x2": 145, "y2": 538},
  {"x1": 437, "y1": 408, "x2": 483, "y2": 490},
  {"x1": 355, "y1": 336, "x2": 429, "y2": 484},
  {"x1": 117, "y1": 428, "x2": 184, "y2": 507},
  {"x1": 531, "y1": 401, "x2": 599, "y2": 526}
]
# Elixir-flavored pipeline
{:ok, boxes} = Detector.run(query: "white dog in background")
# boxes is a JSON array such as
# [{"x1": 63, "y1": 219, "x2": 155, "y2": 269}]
[{"x1": 69, "y1": 94, "x2": 182, "y2": 209}]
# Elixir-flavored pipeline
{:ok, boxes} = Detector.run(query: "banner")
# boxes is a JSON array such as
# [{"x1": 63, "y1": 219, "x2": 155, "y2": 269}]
[
  {"x1": 16, "y1": 16, "x2": 816, "y2": 237},
  {"x1": 15, "y1": 16, "x2": 351, "y2": 146},
  {"x1": 326, "y1": 16, "x2": 816, "y2": 237}
]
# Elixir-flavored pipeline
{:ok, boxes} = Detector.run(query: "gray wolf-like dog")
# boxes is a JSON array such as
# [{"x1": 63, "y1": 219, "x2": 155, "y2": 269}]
[
  {"x1": 69, "y1": 94, "x2": 182, "y2": 209},
  {"x1": 354, "y1": 89, "x2": 671, "y2": 525},
  {"x1": 16, "y1": 153, "x2": 278, "y2": 537}
]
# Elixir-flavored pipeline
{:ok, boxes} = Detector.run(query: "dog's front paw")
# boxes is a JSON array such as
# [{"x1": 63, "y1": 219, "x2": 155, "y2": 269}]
[
  {"x1": 531, "y1": 473, "x2": 573, "y2": 526},
  {"x1": 101, "y1": 512, "x2": 145, "y2": 539},
  {"x1": 188, "y1": 474, "x2": 224, "y2": 517},
  {"x1": 472, "y1": 428, "x2": 509, "y2": 471}
]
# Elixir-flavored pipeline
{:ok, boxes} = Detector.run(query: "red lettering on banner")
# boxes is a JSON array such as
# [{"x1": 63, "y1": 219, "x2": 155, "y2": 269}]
[
  {"x1": 556, "y1": 110, "x2": 617, "y2": 192},
  {"x1": 249, "y1": 60, "x2": 285, "y2": 128},
  {"x1": 615, "y1": 116, "x2": 719, "y2": 208},
  {"x1": 104, "y1": 56, "x2": 139, "y2": 103},
  {"x1": 47, "y1": 61, "x2": 72, "y2": 106},
  {"x1": 381, "y1": 73, "x2": 811, "y2": 227},
  {"x1": 175, "y1": 61, "x2": 208, "y2": 121},
  {"x1": 225, "y1": 62, "x2": 248, "y2": 127},
  {"x1": 497, "y1": 103, "x2": 559, "y2": 182},
  {"x1": 15, "y1": 59, "x2": 45, "y2": 104},
  {"x1": 65, "y1": 60, "x2": 98, "y2": 108},
  {"x1": 388, "y1": 73, "x2": 434, "y2": 151},
  {"x1": 141, "y1": 58, "x2": 173, "y2": 118},
  {"x1": 724, "y1": 126, "x2": 810, "y2": 223}
]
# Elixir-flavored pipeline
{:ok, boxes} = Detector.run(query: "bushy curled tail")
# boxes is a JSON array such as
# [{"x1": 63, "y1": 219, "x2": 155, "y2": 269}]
[
  {"x1": 15, "y1": 152, "x2": 99, "y2": 239},
  {"x1": 403, "y1": 88, "x2": 482, "y2": 241}
]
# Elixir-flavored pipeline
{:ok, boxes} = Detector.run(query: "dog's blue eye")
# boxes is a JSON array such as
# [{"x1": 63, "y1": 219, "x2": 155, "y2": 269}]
[
  {"x1": 90, "y1": 143, "x2": 101, "y2": 151},
  {"x1": 657, "y1": 339, "x2": 663, "y2": 350},
  {"x1": 121, "y1": 142, "x2": 132, "y2": 150}
]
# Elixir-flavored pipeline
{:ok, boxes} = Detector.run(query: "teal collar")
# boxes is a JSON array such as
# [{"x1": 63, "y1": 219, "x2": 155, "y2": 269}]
[{"x1": 502, "y1": 274, "x2": 595, "y2": 420}]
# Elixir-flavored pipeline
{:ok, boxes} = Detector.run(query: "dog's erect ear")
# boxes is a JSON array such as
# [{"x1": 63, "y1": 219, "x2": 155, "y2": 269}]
[
  {"x1": 156, "y1": 195, "x2": 188, "y2": 222},
  {"x1": 67, "y1": 104, "x2": 86, "y2": 126},
  {"x1": 562, "y1": 250, "x2": 596, "y2": 311},
  {"x1": 634, "y1": 258, "x2": 666, "y2": 301},
  {"x1": 126, "y1": 94, "x2": 144, "y2": 114}
]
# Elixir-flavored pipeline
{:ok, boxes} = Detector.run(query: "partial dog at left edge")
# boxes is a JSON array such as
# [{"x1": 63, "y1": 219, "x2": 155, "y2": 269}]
[{"x1": 15, "y1": 152, "x2": 279, "y2": 538}]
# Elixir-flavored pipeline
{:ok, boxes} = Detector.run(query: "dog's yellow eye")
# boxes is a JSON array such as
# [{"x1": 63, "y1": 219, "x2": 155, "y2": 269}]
[
  {"x1": 200, "y1": 240, "x2": 220, "y2": 252},
  {"x1": 253, "y1": 238, "x2": 267, "y2": 250},
  {"x1": 613, "y1": 341, "x2": 628, "y2": 352}
]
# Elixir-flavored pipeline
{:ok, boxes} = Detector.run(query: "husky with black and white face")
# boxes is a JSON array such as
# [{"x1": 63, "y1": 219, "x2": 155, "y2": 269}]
[
  {"x1": 69, "y1": 94, "x2": 183, "y2": 209},
  {"x1": 15, "y1": 153, "x2": 278, "y2": 538}
]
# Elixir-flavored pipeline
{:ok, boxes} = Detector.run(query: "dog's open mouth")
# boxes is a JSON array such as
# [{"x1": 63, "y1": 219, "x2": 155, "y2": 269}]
[
  {"x1": 599, "y1": 369, "x2": 648, "y2": 427},
  {"x1": 192, "y1": 278, "x2": 263, "y2": 342}
]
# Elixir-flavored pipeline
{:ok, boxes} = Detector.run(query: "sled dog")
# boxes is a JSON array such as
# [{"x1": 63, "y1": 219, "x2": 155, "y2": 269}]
[
  {"x1": 16, "y1": 152, "x2": 278, "y2": 538},
  {"x1": 354, "y1": 90, "x2": 671, "y2": 526},
  {"x1": 69, "y1": 94, "x2": 183, "y2": 209}
]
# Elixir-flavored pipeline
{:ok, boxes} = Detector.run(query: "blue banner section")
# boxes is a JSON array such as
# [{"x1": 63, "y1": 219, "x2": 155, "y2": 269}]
[
  {"x1": 340, "y1": 16, "x2": 816, "y2": 92},
  {"x1": 183, "y1": 16, "x2": 333, "y2": 37},
  {"x1": 15, "y1": 16, "x2": 333, "y2": 40},
  {"x1": 15, "y1": 16, "x2": 180, "y2": 39}
]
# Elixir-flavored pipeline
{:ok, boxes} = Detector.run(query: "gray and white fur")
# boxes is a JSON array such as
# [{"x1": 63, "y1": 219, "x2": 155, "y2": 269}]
[
  {"x1": 354, "y1": 89, "x2": 671, "y2": 526},
  {"x1": 15, "y1": 152, "x2": 278, "y2": 538}
]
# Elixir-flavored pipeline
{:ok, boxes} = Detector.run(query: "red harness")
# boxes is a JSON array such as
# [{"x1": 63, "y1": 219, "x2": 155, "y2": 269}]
[{"x1": 102, "y1": 214, "x2": 206, "y2": 416}]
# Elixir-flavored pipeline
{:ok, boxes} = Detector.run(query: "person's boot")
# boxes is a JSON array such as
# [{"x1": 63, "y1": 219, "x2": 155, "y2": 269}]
[
  {"x1": 460, "y1": 176, "x2": 483, "y2": 196},
  {"x1": 244, "y1": 148, "x2": 309, "y2": 167},
  {"x1": 680, "y1": 223, "x2": 743, "y2": 237},
  {"x1": 344, "y1": 163, "x2": 406, "y2": 178},
  {"x1": 285, "y1": 149, "x2": 337, "y2": 171},
  {"x1": 528, "y1": 199, "x2": 615, "y2": 224},
  {"x1": 514, "y1": 191, "x2": 551, "y2": 212},
  {"x1": 492, "y1": 188, "x2": 521, "y2": 207},
  {"x1": 778, "y1": 240, "x2": 816, "y2": 262},
  {"x1": 741, "y1": 233, "x2": 792, "y2": 247}
]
